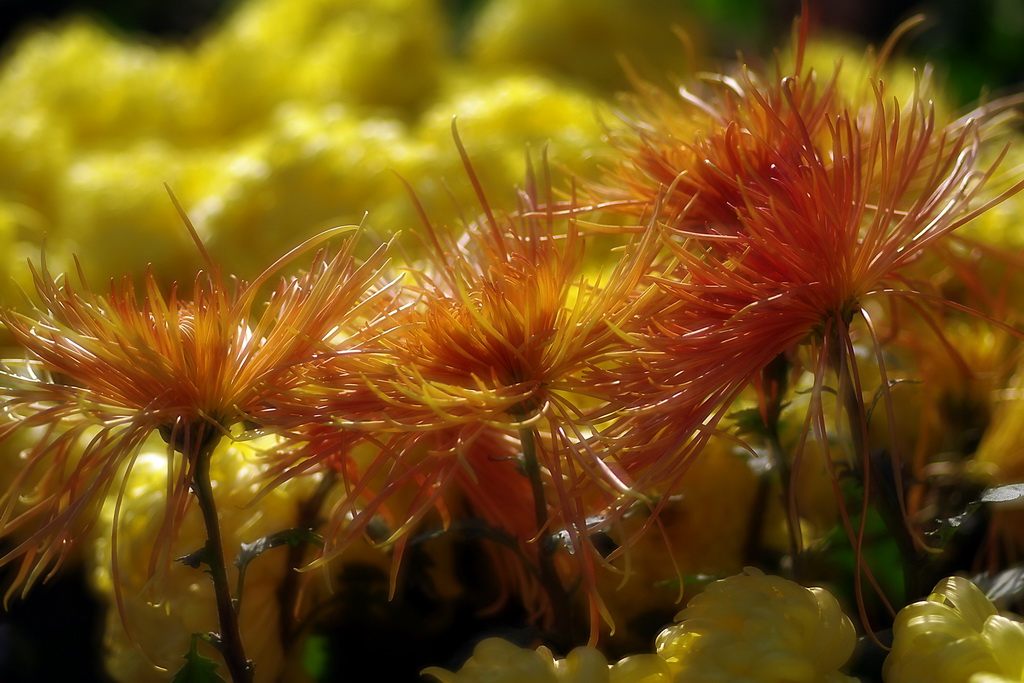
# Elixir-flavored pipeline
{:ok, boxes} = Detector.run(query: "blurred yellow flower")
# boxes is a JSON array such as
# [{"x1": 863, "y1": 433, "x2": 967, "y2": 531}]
[
  {"x1": 0, "y1": 20, "x2": 193, "y2": 148},
  {"x1": 423, "y1": 637, "x2": 564, "y2": 683},
  {"x1": 195, "y1": 0, "x2": 448, "y2": 127},
  {"x1": 596, "y1": 437, "x2": 761, "y2": 652},
  {"x1": 0, "y1": 0, "x2": 622, "y2": 299},
  {"x1": 412, "y1": 73, "x2": 607, "y2": 218},
  {"x1": 467, "y1": 0, "x2": 694, "y2": 92}
]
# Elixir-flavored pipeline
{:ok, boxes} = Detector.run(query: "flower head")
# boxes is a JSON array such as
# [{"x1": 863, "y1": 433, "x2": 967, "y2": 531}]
[
  {"x1": 0, "y1": 218, "x2": 391, "y2": 598},
  {"x1": 593, "y1": 14, "x2": 1017, "y2": 498},
  {"x1": 422, "y1": 636, "x2": 642, "y2": 683},
  {"x1": 421, "y1": 637, "x2": 566, "y2": 683},
  {"x1": 388, "y1": 143, "x2": 650, "y2": 433},
  {"x1": 276, "y1": 131, "x2": 655, "y2": 639},
  {"x1": 391, "y1": 141, "x2": 655, "y2": 625}
]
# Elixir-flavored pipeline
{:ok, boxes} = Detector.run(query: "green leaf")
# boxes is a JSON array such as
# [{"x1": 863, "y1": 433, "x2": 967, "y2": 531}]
[
  {"x1": 865, "y1": 378, "x2": 919, "y2": 425},
  {"x1": 979, "y1": 484, "x2": 1024, "y2": 505},
  {"x1": 172, "y1": 634, "x2": 226, "y2": 683},
  {"x1": 813, "y1": 508, "x2": 905, "y2": 607},
  {"x1": 234, "y1": 528, "x2": 323, "y2": 609},
  {"x1": 177, "y1": 542, "x2": 215, "y2": 570},
  {"x1": 974, "y1": 565, "x2": 1024, "y2": 607},
  {"x1": 234, "y1": 528, "x2": 323, "y2": 574},
  {"x1": 303, "y1": 634, "x2": 330, "y2": 680}
]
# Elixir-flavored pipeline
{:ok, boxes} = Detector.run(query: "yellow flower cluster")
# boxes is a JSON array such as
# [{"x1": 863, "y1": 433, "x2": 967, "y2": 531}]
[
  {"x1": 595, "y1": 436, "x2": 762, "y2": 653},
  {"x1": 426, "y1": 573, "x2": 1024, "y2": 683},
  {"x1": 467, "y1": 0, "x2": 696, "y2": 92},
  {"x1": 423, "y1": 638, "x2": 626, "y2": 683},
  {"x1": 0, "y1": 0, "x2": 697, "y2": 306},
  {"x1": 425, "y1": 568, "x2": 860, "y2": 683}
]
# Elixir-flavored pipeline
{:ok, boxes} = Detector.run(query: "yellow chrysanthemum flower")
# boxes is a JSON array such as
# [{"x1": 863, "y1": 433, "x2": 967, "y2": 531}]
[
  {"x1": 196, "y1": 105, "x2": 413, "y2": 278},
  {"x1": 0, "y1": 106, "x2": 68, "y2": 221},
  {"x1": 54, "y1": 143, "x2": 224, "y2": 285},
  {"x1": 422, "y1": 638, "x2": 565, "y2": 683},
  {"x1": 0, "y1": 0, "x2": 628, "y2": 297},
  {"x1": 656, "y1": 568, "x2": 858, "y2": 683},
  {"x1": 885, "y1": 576, "x2": 1024, "y2": 683},
  {"x1": 194, "y1": 0, "x2": 448, "y2": 129}
]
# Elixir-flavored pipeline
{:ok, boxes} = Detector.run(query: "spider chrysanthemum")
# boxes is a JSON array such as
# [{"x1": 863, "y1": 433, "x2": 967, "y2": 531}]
[
  {"x1": 595, "y1": 19, "x2": 1019, "y2": 502},
  {"x1": 283, "y1": 131, "x2": 656, "y2": 639},
  {"x1": 0, "y1": 222, "x2": 391, "y2": 600}
]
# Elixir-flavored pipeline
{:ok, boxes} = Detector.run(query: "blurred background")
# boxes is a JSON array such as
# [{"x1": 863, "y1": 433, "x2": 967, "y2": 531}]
[{"x1": 1, "y1": 0, "x2": 1021, "y2": 105}]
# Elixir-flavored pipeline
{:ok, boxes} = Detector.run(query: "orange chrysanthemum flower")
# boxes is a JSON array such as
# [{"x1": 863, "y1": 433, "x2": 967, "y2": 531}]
[
  {"x1": 594, "y1": 22, "x2": 1022, "y2": 523},
  {"x1": 0, "y1": 220, "x2": 392, "y2": 600},
  {"x1": 278, "y1": 132, "x2": 655, "y2": 640},
  {"x1": 395, "y1": 145, "x2": 650, "y2": 454},
  {"x1": 394, "y1": 152, "x2": 654, "y2": 630}
]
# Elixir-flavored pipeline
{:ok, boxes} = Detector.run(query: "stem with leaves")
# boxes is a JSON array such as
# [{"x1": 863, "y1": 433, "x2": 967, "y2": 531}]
[{"x1": 189, "y1": 434, "x2": 254, "y2": 683}]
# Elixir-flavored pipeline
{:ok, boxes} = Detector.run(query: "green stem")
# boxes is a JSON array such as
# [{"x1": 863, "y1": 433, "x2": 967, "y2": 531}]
[
  {"x1": 190, "y1": 433, "x2": 254, "y2": 683},
  {"x1": 769, "y1": 427, "x2": 801, "y2": 562},
  {"x1": 518, "y1": 420, "x2": 576, "y2": 647}
]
